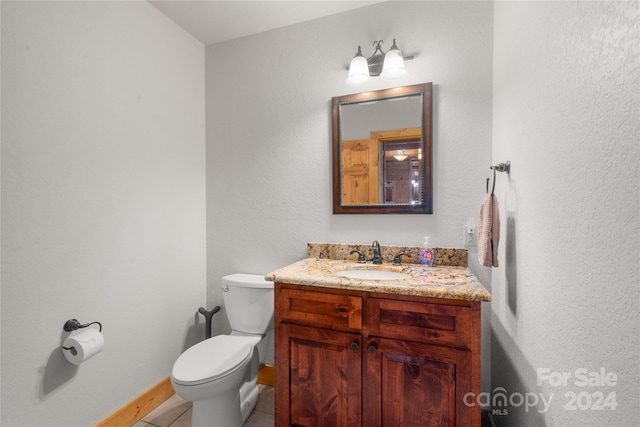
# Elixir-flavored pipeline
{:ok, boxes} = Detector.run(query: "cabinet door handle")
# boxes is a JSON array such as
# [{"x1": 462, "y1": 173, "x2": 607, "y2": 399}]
[
  {"x1": 350, "y1": 341, "x2": 359, "y2": 351},
  {"x1": 336, "y1": 306, "x2": 348, "y2": 313},
  {"x1": 368, "y1": 345, "x2": 377, "y2": 354}
]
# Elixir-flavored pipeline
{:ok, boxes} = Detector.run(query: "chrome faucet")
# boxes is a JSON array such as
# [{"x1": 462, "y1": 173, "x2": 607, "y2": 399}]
[{"x1": 371, "y1": 240, "x2": 383, "y2": 264}]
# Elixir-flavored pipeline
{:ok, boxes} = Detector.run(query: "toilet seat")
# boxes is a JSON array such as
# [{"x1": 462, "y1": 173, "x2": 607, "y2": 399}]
[{"x1": 172, "y1": 335, "x2": 253, "y2": 386}]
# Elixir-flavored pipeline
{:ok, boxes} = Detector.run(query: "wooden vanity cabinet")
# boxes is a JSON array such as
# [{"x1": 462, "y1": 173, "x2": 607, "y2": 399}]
[{"x1": 275, "y1": 283, "x2": 482, "y2": 427}]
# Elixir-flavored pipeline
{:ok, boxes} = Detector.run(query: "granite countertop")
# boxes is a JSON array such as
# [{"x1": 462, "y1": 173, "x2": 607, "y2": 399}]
[{"x1": 266, "y1": 258, "x2": 492, "y2": 302}]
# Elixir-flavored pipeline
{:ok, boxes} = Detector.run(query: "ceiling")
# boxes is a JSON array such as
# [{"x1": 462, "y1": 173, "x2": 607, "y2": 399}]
[{"x1": 149, "y1": 0, "x2": 385, "y2": 46}]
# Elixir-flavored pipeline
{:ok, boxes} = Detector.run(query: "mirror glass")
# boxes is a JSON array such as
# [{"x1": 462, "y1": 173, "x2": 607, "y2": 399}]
[{"x1": 332, "y1": 83, "x2": 432, "y2": 214}]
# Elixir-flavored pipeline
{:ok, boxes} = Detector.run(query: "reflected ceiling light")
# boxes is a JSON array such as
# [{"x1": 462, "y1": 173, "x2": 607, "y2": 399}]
[
  {"x1": 393, "y1": 150, "x2": 408, "y2": 161},
  {"x1": 346, "y1": 39, "x2": 414, "y2": 86}
]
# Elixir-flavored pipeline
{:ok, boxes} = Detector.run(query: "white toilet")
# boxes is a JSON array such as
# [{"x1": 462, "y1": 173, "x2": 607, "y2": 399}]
[{"x1": 171, "y1": 274, "x2": 274, "y2": 427}]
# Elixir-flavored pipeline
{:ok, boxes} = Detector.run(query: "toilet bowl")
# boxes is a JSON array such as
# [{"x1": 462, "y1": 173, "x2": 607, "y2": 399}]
[{"x1": 171, "y1": 274, "x2": 273, "y2": 427}]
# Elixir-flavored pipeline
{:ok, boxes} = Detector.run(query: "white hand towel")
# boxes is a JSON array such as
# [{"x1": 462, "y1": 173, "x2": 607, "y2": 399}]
[{"x1": 478, "y1": 194, "x2": 500, "y2": 267}]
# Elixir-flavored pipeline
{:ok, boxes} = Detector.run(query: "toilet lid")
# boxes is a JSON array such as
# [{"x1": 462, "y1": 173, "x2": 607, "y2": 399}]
[
  {"x1": 222, "y1": 273, "x2": 274, "y2": 289},
  {"x1": 172, "y1": 335, "x2": 253, "y2": 385}
]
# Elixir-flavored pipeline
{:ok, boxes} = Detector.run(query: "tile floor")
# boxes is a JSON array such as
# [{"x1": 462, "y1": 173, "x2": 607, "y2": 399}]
[{"x1": 132, "y1": 384, "x2": 274, "y2": 427}]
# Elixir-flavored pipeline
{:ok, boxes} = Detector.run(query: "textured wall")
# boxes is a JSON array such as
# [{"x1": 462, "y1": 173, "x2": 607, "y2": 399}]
[
  {"x1": 492, "y1": 1, "x2": 639, "y2": 425},
  {"x1": 205, "y1": 0, "x2": 494, "y2": 369},
  {"x1": 1, "y1": 2, "x2": 206, "y2": 425}
]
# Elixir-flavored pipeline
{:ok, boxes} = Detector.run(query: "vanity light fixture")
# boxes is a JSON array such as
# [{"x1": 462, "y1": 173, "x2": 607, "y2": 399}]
[
  {"x1": 393, "y1": 150, "x2": 408, "y2": 161},
  {"x1": 346, "y1": 39, "x2": 414, "y2": 86}
]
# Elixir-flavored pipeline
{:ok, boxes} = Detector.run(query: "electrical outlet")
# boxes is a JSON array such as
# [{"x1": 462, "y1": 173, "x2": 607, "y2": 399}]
[{"x1": 464, "y1": 225, "x2": 477, "y2": 246}]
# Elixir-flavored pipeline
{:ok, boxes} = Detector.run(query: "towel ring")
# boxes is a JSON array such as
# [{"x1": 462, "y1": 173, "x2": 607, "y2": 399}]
[{"x1": 486, "y1": 161, "x2": 511, "y2": 194}]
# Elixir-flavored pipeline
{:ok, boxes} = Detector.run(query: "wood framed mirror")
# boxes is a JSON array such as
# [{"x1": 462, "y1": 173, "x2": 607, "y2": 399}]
[{"x1": 332, "y1": 83, "x2": 432, "y2": 214}]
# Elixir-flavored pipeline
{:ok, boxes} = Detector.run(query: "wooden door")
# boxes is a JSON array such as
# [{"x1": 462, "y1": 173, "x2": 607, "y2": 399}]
[
  {"x1": 275, "y1": 323, "x2": 362, "y2": 427},
  {"x1": 363, "y1": 337, "x2": 476, "y2": 427},
  {"x1": 341, "y1": 139, "x2": 379, "y2": 204}
]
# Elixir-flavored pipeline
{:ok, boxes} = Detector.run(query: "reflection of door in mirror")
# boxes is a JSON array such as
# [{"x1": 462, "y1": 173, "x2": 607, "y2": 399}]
[
  {"x1": 383, "y1": 141, "x2": 421, "y2": 203},
  {"x1": 371, "y1": 128, "x2": 422, "y2": 204},
  {"x1": 341, "y1": 138, "x2": 380, "y2": 204}
]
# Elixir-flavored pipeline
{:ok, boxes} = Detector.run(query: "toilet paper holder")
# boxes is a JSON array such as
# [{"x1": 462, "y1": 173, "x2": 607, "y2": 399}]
[
  {"x1": 62, "y1": 318, "x2": 103, "y2": 351},
  {"x1": 61, "y1": 319, "x2": 105, "y2": 364},
  {"x1": 63, "y1": 318, "x2": 103, "y2": 333}
]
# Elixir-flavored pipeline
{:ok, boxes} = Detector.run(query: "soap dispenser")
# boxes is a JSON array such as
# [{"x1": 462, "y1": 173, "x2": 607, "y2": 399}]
[{"x1": 418, "y1": 236, "x2": 434, "y2": 267}]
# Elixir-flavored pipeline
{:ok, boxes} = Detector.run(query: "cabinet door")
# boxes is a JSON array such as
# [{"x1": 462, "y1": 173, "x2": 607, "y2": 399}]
[
  {"x1": 364, "y1": 338, "x2": 478, "y2": 427},
  {"x1": 275, "y1": 323, "x2": 362, "y2": 427}
]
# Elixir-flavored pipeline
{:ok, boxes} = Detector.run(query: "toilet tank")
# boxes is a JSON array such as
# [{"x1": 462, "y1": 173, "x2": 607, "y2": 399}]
[{"x1": 221, "y1": 274, "x2": 274, "y2": 335}]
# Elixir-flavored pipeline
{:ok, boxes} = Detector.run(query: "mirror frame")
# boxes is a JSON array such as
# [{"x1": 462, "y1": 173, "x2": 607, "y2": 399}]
[{"x1": 332, "y1": 82, "x2": 433, "y2": 214}]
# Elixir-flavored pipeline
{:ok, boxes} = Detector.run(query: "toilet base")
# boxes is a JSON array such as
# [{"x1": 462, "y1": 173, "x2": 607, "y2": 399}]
[
  {"x1": 239, "y1": 382, "x2": 259, "y2": 424},
  {"x1": 189, "y1": 378, "x2": 259, "y2": 426},
  {"x1": 174, "y1": 344, "x2": 262, "y2": 427},
  {"x1": 191, "y1": 390, "x2": 241, "y2": 427}
]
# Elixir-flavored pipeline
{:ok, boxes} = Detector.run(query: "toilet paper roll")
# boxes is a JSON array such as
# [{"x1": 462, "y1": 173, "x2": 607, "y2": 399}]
[{"x1": 62, "y1": 328, "x2": 104, "y2": 365}]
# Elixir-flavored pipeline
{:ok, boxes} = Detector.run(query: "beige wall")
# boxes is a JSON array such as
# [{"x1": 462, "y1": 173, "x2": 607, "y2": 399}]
[
  {"x1": 1, "y1": 2, "x2": 206, "y2": 425},
  {"x1": 492, "y1": 1, "x2": 639, "y2": 425}
]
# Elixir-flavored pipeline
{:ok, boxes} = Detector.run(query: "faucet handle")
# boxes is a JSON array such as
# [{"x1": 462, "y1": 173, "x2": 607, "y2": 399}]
[
  {"x1": 350, "y1": 250, "x2": 366, "y2": 263},
  {"x1": 393, "y1": 252, "x2": 411, "y2": 266}
]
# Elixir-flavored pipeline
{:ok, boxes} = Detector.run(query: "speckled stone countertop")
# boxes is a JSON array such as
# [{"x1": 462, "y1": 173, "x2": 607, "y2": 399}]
[{"x1": 266, "y1": 258, "x2": 492, "y2": 302}]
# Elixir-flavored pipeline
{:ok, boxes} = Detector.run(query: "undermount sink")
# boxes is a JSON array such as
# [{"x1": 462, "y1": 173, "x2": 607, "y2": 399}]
[{"x1": 337, "y1": 269, "x2": 411, "y2": 281}]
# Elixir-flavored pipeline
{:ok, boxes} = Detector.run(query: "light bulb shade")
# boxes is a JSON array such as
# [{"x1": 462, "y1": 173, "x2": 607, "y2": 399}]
[
  {"x1": 380, "y1": 41, "x2": 407, "y2": 80},
  {"x1": 346, "y1": 47, "x2": 370, "y2": 85}
]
